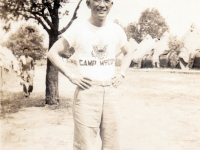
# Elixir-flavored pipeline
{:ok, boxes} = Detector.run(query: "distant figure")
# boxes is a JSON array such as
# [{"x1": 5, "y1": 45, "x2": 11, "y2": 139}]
[{"x1": 19, "y1": 47, "x2": 35, "y2": 97}]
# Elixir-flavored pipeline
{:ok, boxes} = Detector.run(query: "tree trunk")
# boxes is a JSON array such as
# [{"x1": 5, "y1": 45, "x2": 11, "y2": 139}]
[
  {"x1": 45, "y1": 1, "x2": 60, "y2": 105},
  {"x1": 45, "y1": 32, "x2": 59, "y2": 105}
]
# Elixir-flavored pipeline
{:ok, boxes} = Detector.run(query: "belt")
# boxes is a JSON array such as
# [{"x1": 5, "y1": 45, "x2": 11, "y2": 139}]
[{"x1": 91, "y1": 80, "x2": 112, "y2": 86}]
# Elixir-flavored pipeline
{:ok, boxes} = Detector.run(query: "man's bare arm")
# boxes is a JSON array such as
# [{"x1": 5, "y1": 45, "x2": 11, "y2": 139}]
[
  {"x1": 47, "y1": 37, "x2": 91, "y2": 89},
  {"x1": 47, "y1": 37, "x2": 73, "y2": 78},
  {"x1": 112, "y1": 42, "x2": 133, "y2": 87},
  {"x1": 119, "y1": 42, "x2": 133, "y2": 76}
]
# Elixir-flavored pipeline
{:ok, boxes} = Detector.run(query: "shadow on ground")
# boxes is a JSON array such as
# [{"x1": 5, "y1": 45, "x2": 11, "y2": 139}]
[
  {"x1": 1, "y1": 90, "x2": 72, "y2": 117},
  {"x1": 1, "y1": 91, "x2": 45, "y2": 114}
]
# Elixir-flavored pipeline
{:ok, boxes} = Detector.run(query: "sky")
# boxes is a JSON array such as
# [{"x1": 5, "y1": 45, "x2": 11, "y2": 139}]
[
  {"x1": 68, "y1": 0, "x2": 200, "y2": 37},
  {"x1": 1, "y1": 0, "x2": 200, "y2": 47}
]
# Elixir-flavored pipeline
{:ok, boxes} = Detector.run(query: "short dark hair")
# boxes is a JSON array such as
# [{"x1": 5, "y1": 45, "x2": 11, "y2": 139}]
[{"x1": 23, "y1": 47, "x2": 29, "y2": 52}]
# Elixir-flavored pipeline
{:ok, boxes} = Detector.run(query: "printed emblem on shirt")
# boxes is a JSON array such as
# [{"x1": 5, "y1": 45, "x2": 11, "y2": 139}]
[{"x1": 91, "y1": 45, "x2": 108, "y2": 60}]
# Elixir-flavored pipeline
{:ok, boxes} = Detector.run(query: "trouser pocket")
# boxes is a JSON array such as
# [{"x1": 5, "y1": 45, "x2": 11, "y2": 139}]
[{"x1": 73, "y1": 86, "x2": 104, "y2": 127}]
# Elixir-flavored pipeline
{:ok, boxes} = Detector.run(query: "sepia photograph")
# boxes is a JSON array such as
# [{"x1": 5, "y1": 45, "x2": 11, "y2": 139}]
[{"x1": 0, "y1": 0, "x2": 200, "y2": 149}]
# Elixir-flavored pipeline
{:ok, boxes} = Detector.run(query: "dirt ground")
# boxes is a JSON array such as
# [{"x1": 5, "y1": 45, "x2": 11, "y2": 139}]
[{"x1": 1, "y1": 64, "x2": 200, "y2": 150}]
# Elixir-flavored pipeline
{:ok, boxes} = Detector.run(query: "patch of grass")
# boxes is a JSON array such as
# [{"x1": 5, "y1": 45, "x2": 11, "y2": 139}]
[
  {"x1": 1, "y1": 92, "x2": 45, "y2": 115},
  {"x1": 0, "y1": 65, "x2": 73, "y2": 120},
  {"x1": 1, "y1": 91, "x2": 46, "y2": 116},
  {"x1": 0, "y1": 90, "x2": 72, "y2": 118}
]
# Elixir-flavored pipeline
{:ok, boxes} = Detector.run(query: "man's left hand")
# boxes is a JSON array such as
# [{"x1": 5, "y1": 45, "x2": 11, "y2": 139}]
[{"x1": 112, "y1": 73, "x2": 124, "y2": 88}]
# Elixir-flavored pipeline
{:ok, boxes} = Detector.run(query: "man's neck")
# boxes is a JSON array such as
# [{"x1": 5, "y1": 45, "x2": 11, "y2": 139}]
[{"x1": 89, "y1": 17, "x2": 106, "y2": 27}]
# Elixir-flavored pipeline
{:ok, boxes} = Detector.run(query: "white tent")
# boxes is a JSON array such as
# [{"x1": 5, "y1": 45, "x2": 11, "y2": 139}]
[
  {"x1": 196, "y1": 45, "x2": 200, "y2": 51},
  {"x1": 179, "y1": 24, "x2": 200, "y2": 67},
  {"x1": 132, "y1": 34, "x2": 156, "y2": 61},
  {"x1": 182, "y1": 23, "x2": 200, "y2": 52},
  {"x1": 129, "y1": 38, "x2": 138, "y2": 53},
  {"x1": 0, "y1": 46, "x2": 19, "y2": 71},
  {"x1": 152, "y1": 32, "x2": 171, "y2": 67}
]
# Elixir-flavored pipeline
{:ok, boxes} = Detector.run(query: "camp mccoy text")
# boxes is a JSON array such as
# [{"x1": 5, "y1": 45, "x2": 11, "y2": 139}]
[{"x1": 79, "y1": 59, "x2": 115, "y2": 66}]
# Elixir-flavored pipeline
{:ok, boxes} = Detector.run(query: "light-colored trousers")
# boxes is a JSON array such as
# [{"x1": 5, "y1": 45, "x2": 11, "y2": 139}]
[
  {"x1": 73, "y1": 85, "x2": 120, "y2": 150},
  {"x1": 21, "y1": 70, "x2": 34, "y2": 85}
]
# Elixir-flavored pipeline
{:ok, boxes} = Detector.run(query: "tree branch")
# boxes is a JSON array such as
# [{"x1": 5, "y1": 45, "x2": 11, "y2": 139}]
[
  {"x1": 41, "y1": 0, "x2": 54, "y2": 19},
  {"x1": 33, "y1": 14, "x2": 51, "y2": 33},
  {"x1": 43, "y1": 16, "x2": 56, "y2": 31},
  {"x1": 32, "y1": 11, "x2": 56, "y2": 32},
  {"x1": 15, "y1": 9, "x2": 50, "y2": 33},
  {"x1": 59, "y1": 0, "x2": 83, "y2": 35}
]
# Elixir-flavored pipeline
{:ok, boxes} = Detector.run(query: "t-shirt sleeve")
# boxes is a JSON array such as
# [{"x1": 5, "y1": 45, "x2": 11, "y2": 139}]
[
  {"x1": 117, "y1": 25, "x2": 128, "y2": 49},
  {"x1": 62, "y1": 22, "x2": 79, "y2": 48}
]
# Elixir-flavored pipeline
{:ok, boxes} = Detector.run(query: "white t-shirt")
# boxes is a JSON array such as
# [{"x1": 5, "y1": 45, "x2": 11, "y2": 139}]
[{"x1": 62, "y1": 20, "x2": 127, "y2": 81}]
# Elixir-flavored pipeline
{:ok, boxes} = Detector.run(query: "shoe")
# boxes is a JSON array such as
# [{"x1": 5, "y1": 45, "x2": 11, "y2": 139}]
[
  {"x1": 28, "y1": 85, "x2": 33, "y2": 93},
  {"x1": 24, "y1": 93, "x2": 29, "y2": 97}
]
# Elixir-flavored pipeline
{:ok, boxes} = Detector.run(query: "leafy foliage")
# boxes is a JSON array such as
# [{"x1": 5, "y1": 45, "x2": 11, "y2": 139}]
[
  {"x1": 0, "y1": 0, "x2": 83, "y2": 104},
  {"x1": 3, "y1": 24, "x2": 46, "y2": 60},
  {"x1": 168, "y1": 35, "x2": 184, "y2": 52},
  {"x1": 0, "y1": 0, "x2": 82, "y2": 35},
  {"x1": 139, "y1": 8, "x2": 169, "y2": 39},
  {"x1": 167, "y1": 35, "x2": 184, "y2": 68},
  {"x1": 114, "y1": 20, "x2": 141, "y2": 43},
  {"x1": 124, "y1": 8, "x2": 169, "y2": 43},
  {"x1": 125, "y1": 22, "x2": 142, "y2": 43}
]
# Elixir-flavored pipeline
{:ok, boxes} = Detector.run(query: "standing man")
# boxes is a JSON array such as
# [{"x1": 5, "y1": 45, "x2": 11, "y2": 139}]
[
  {"x1": 47, "y1": 0, "x2": 133, "y2": 149},
  {"x1": 19, "y1": 47, "x2": 35, "y2": 97}
]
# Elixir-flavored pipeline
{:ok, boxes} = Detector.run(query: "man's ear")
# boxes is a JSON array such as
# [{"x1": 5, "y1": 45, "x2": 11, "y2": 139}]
[
  {"x1": 86, "y1": 0, "x2": 90, "y2": 8},
  {"x1": 110, "y1": 1, "x2": 113, "y2": 8}
]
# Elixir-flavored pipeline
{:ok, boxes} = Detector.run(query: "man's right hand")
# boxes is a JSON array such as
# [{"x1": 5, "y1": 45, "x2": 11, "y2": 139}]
[{"x1": 69, "y1": 74, "x2": 92, "y2": 90}]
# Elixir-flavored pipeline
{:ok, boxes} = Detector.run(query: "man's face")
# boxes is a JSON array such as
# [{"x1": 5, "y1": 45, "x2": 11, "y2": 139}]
[
  {"x1": 88, "y1": 0, "x2": 113, "y2": 20},
  {"x1": 24, "y1": 49, "x2": 29, "y2": 56}
]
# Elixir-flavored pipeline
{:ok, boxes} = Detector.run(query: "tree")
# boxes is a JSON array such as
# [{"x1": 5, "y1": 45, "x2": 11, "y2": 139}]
[
  {"x1": 114, "y1": 19, "x2": 141, "y2": 43},
  {"x1": 3, "y1": 24, "x2": 46, "y2": 60},
  {"x1": 168, "y1": 35, "x2": 184, "y2": 52},
  {"x1": 0, "y1": 0, "x2": 83, "y2": 105},
  {"x1": 123, "y1": 8, "x2": 168, "y2": 43},
  {"x1": 168, "y1": 35, "x2": 184, "y2": 68},
  {"x1": 125, "y1": 22, "x2": 142, "y2": 43},
  {"x1": 138, "y1": 8, "x2": 169, "y2": 40}
]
